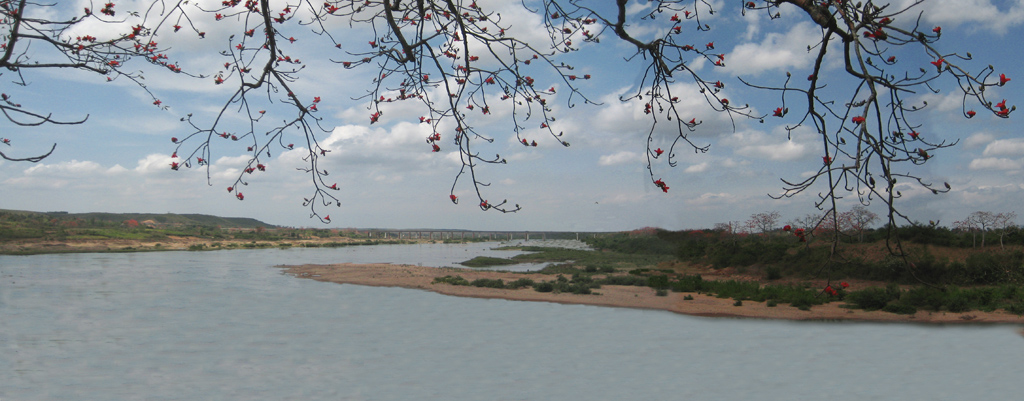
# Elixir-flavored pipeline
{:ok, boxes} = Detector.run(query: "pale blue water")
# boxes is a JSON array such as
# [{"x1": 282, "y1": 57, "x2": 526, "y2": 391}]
[{"x1": 2, "y1": 243, "x2": 1023, "y2": 400}]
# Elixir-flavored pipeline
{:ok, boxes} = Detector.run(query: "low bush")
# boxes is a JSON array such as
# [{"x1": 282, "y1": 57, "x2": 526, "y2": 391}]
[
  {"x1": 470, "y1": 278, "x2": 506, "y2": 289},
  {"x1": 648, "y1": 274, "x2": 670, "y2": 289},
  {"x1": 883, "y1": 303, "x2": 918, "y2": 315},
  {"x1": 432, "y1": 275, "x2": 470, "y2": 286},
  {"x1": 506, "y1": 278, "x2": 536, "y2": 289},
  {"x1": 900, "y1": 286, "x2": 946, "y2": 311},
  {"x1": 846, "y1": 287, "x2": 896, "y2": 311},
  {"x1": 597, "y1": 275, "x2": 649, "y2": 287}
]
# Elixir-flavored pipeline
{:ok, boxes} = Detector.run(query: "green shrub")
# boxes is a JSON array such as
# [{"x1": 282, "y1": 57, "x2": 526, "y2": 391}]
[
  {"x1": 1007, "y1": 302, "x2": 1024, "y2": 316},
  {"x1": 945, "y1": 290, "x2": 971, "y2": 313},
  {"x1": 766, "y1": 299, "x2": 778, "y2": 307},
  {"x1": 683, "y1": 294, "x2": 694, "y2": 301},
  {"x1": 506, "y1": 278, "x2": 536, "y2": 289},
  {"x1": 655, "y1": 289, "x2": 668, "y2": 297},
  {"x1": 648, "y1": 274, "x2": 670, "y2": 289},
  {"x1": 670, "y1": 275, "x2": 705, "y2": 293},
  {"x1": 533, "y1": 282, "x2": 554, "y2": 292},
  {"x1": 883, "y1": 303, "x2": 918, "y2": 315},
  {"x1": 900, "y1": 286, "x2": 946, "y2": 311},
  {"x1": 598, "y1": 275, "x2": 649, "y2": 287},
  {"x1": 846, "y1": 287, "x2": 895, "y2": 311},
  {"x1": 432, "y1": 275, "x2": 470, "y2": 286},
  {"x1": 470, "y1": 278, "x2": 506, "y2": 289},
  {"x1": 765, "y1": 266, "x2": 782, "y2": 280},
  {"x1": 572, "y1": 285, "x2": 593, "y2": 295}
]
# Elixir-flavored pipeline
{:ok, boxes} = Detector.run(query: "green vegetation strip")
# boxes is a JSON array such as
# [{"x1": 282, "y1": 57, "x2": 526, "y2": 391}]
[{"x1": 459, "y1": 256, "x2": 520, "y2": 267}]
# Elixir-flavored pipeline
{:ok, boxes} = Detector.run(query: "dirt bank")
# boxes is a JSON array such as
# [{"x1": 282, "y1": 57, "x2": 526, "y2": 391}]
[{"x1": 280, "y1": 263, "x2": 1024, "y2": 324}]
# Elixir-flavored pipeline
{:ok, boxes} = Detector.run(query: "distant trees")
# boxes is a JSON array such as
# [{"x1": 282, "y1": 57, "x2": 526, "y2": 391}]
[
  {"x1": 955, "y1": 211, "x2": 1017, "y2": 248},
  {"x1": 746, "y1": 211, "x2": 781, "y2": 240},
  {"x1": 844, "y1": 206, "x2": 879, "y2": 243},
  {"x1": 993, "y1": 212, "x2": 1018, "y2": 249}
]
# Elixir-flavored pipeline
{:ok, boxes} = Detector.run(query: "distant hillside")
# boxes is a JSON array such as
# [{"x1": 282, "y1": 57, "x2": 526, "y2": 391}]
[{"x1": 1, "y1": 209, "x2": 275, "y2": 229}]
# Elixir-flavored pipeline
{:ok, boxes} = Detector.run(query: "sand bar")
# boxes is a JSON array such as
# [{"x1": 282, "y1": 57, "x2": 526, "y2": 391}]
[{"x1": 280, "y1": 263, "x2": 1024, "y2": 324}]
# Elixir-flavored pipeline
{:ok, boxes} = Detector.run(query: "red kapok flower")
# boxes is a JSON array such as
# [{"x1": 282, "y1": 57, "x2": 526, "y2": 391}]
[
  {"x1": 823, "y1": 156, "x2": 832, "y2": 165},
  {"x1": 449, "y1": 194, "x2": 458, "y2": 202},
  {"x1": 773, "y1": 107, "x2": 784, "y2": 117},
  {"x1": 655, "y1": 148, "x2": 664, "y2": 156},
  {"x1": 236, "y1": 192, "x2": 244, "y2": 200},
  {"x1": 967, "y1": 110, "x2": 976, "y2": 118},
  {"x1": 1000, "y1": 74, "x2": 1011, "y2": 86},
  {"x1": 841, "y1": 282, "x2": 849, "y2": 288},
  {"x1": 996, "y1": 99, "x2": 1007, "y2": 109},
  {"x1": 851, "y1": 116, "x2": 865, "y2": 124},
  {"x1": 783, "y1": 225, "x2": 791, "y2": 231},
  {"x1": 908, "y1": 131, "x2": 920, "y2": 140},
  {"x1": 654, "y1": 179, "x2": 669, "y2": 193},
  {"x1": 932, "y1": 26, "x2": 941, "y2": 34}
]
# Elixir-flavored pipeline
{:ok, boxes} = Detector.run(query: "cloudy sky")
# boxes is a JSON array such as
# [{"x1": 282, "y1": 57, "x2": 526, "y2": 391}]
[{"x1": 1, "y1": 0, "x2": 1023, "y2": 231}]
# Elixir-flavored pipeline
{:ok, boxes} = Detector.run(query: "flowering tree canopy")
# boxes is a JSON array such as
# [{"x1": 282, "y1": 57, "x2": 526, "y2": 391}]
[{"x1": 0, "y1": 0, "x2": 1015, "y2": 239}]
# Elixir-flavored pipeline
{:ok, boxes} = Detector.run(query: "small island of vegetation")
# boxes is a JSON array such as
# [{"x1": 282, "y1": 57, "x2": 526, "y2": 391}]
[{"x1": 286, "y1": 224, "x2": 1024, "y2": 323}]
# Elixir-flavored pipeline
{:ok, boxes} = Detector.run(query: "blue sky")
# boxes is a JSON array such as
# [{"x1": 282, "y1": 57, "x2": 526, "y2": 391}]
[{"x1": 1, "y1": 0, "x2": 1023, "y2": 231}]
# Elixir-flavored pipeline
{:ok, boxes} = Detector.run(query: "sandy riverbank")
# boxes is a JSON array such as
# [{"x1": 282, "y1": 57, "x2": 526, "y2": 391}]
[{"x1": 280, "y1": 263, "x2": 1024, "y2": 324}]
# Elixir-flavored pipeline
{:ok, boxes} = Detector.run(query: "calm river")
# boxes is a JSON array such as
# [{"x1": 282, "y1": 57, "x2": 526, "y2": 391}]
[{"x1": 2, "y1": 242, "x2": 1022, "y2": 400}]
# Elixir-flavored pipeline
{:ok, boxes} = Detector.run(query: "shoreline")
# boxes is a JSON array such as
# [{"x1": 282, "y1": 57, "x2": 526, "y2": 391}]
[
  {"x1": 0, "y1": 236, "x2": 433, "y2": 255},
  {"x1": 280, "y1": 263, "x2": 1024, "y2": 325}
]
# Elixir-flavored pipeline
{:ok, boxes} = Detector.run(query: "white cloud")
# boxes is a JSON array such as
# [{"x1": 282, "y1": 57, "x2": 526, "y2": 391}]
[
  {"x1": 897, "y1": 0, "x2": 1024, "y2": 34},
  {"x1": 722, "y1": 128, "x2": 816, "y2": 162},
  {"x1": 684, "y1": 162, "x2": 709, "y2": 173},
  {"x1": 964, "y1": 132, "x2": 996, "y2": 148},
  {"x1": 598, "y1": 151, "x2": 642, "y2": 166},
  {"x1": 685, "y1": 192, "x2": 737, "y2": 207},
  {"x1": 23, "y1": 159, "x2": 105, "y2": 176},
  {"x1": 915, "y1": 91, "x2": 966, "y2": 113},
  {"x1": 983, "y1": 138, "x2": 1024, "y2": 157},
  {"x1": 724, "y1": 22, "x2": 820, "y2": 76},
  {"x1": 968, "y1": 157, "x2": 1023, "y2": 170}
]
